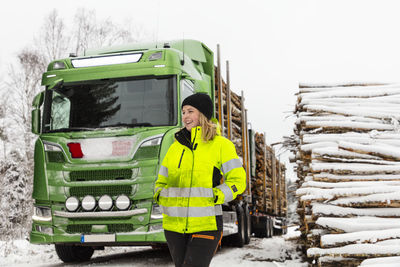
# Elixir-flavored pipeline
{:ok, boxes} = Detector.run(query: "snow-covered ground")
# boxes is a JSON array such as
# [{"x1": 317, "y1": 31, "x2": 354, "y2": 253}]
[{"x1": 0, "y1": 227, "x2": 305, "y2": 266}]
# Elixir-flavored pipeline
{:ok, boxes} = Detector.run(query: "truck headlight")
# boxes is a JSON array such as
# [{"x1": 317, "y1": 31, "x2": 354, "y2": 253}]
[
  {"x1": 115, "y1": 195, "x2": 130, "y2": 210},
  {"x1": 81, "y1": 195, "x2": 96, "y2": 211},
  {"x1": 43, "y1": 142, "x2": 62, "y2": 152},
  {"x1": 133, "y1": 135, "x2": 163, "y2": 160},
  {"x1": 98, "y1": 195, "x2": 113, "y2": 211},
  {"x1": 44, "y1": 142, "x2": 65, "y2": 163},
  {"x1": 32, "y1": 206, "x2": 52, "y2": 222},
  {"x1": 65, "y1": 196, "x2": 79, "y2": 212}
]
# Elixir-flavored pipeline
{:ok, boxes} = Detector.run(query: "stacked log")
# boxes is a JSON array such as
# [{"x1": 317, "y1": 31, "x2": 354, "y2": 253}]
[
  {"x1": 290, "y1": 83, "x2": 400, "y2": 266},
  {"x1": 246, "y1": 132, "x2": 286, "y2": 215}
]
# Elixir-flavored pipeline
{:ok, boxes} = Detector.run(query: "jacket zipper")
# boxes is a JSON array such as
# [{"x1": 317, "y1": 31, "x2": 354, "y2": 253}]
[
  {"x1": 178, "y1": 149, "x2": 185, "y2": 168},
  {"x1": 185, "y1": 128, "x2": 197, "y2": 233}
]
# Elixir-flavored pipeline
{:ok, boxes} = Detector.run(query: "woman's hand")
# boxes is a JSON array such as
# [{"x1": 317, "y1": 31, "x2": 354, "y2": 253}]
[
  {"x1": 213, "y1": 188, "x2": 225, "y2": 205},
  {"x1": 153, "y1": 188, "x2": 163, "y2": 204}
]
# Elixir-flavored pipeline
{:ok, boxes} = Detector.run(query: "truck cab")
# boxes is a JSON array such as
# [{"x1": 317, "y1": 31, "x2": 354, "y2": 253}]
[{"x1": 30, "y1": 40, "x2": 216, "y2": 262}]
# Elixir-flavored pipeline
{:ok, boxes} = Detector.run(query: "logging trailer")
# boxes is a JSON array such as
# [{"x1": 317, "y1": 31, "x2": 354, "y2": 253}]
[{"x1": 30, "y1": 40, "x2": 287, "y2": 262}]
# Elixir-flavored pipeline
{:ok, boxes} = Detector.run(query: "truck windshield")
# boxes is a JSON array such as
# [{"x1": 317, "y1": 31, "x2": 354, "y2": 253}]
[{"x1": 42, "y1": 76, "x2": 177, "y2": 132}]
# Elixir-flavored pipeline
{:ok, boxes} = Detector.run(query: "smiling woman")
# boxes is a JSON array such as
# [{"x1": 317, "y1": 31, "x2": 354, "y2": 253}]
[{"x1": 154, "y1": 92, "x2": 246, "y2": 267}]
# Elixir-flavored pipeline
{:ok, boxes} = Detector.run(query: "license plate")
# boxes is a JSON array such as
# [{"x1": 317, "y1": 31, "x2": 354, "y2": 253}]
[{"x1": 81, "y1": 234, "x2": 116, "y2": 243}]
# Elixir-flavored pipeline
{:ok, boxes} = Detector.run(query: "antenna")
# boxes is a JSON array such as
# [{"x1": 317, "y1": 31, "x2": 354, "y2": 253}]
[
  {"x1": 181, "y1": 34, "x2": 185, "y2": 65},
  {"x1": 155, "y1": 0, "x2": 160, "y2": 48}
]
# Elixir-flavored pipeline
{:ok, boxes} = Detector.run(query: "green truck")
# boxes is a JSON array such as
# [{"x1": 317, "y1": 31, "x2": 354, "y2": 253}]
[{"x1": 30, "y1": 40, "x2": 286, "y2": 263}]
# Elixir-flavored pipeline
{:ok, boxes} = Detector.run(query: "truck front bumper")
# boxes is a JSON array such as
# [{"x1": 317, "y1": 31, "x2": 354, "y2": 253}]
[{"x1": 30, "y1": 225, "x2": 166, "y2": 245}]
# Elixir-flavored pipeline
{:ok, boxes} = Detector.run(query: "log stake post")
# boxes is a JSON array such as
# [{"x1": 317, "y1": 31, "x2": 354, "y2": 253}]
[
  {"x1": 217, "y1": 44, "x2": 224, "y2": 136},
  {"x1": 272, "y1": 148, "x2": 278, "y2": 215},
  {"x1": 226, "y1": 61, "x2": 232, "y2": 140}
]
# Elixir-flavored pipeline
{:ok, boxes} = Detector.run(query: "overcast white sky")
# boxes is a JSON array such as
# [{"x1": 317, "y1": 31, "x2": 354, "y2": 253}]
[{"x1": 2, "y1": 0, "x2": 400, "y2": 179}]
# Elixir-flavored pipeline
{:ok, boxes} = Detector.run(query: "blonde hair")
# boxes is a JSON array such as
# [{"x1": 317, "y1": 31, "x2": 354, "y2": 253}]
[{"x1": 198, "y1": 112, "x2": 218, "y2": 142}]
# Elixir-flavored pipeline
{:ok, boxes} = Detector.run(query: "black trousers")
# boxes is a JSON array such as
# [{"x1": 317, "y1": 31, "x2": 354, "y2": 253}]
[{"x1": 164, "y1": 229, "x2": 223, "y2": 267}]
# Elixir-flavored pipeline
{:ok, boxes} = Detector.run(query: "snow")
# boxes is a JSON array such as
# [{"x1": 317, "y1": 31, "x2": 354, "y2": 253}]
[
  {"x1": 307, "y1": 243, "x2": 400, "y2": 257},
  {"x1": 360, "y1": 256, "x2": 400, "y2": 266},
  {"x1": 0, "y1": 227, "x2": 306, "y2": 266},
  {"x1": 312, "y1": 172, "x2": 400, "y2": 181},
  {"x1": 305, "y1": 120, "x2": 394, "y2": 130},
  {"x1": 331, "y1": 191, "x2": 400, "y2": 206},
  {"x1": 315, "y1": 217, "x2": 400, "y2": 233},
  {"x1": 320, "y1": 228, "x2": 400, "y2": 247},
  {"x1": 298, "y1": 114, "x2": 384, "y2": 124},
  {"x1": 297, "y1": 185, "x2": 400, "y2": 201},
  {"x1": 299, "y1": 84, "x2": 400, "y2": 100},
  {"x1": 311, "y1": 163, "x2": 400, "y2": 173},
  {"x1": 302, "y1": 132, "x2": 400, "y2": 144},
  {"x1": 338, "y1": 140, "x2": 400, "y2": 159},
  {"x1": 303, "y1": 104, "x2": 400, "y2": 120},
  {"x1": 312, "y1": 203, "x2": 400, "y2": 217},
  {"x1": 293, "y1": 83, "x2": 400, "y2": 264},
  {"x1": 79, "y1": 136, "x2": 137, "y2": 160},
  {"x1": 303, "y1": 180, "x2": 400, "y2": 189}
]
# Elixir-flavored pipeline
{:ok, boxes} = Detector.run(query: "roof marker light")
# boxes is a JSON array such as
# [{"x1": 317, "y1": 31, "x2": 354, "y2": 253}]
[
  {"x1": 53, "y1": 61, "x2": 66, "y2": 70},
  {"x1": 148, "y1": 52, "x2": 162, "y2": 61}
]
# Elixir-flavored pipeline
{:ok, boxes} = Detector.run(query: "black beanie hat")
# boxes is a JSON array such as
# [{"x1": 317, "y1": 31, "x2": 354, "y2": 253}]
[{"x1": 181, "y1": 93, "x2": 213, "y2": 120}]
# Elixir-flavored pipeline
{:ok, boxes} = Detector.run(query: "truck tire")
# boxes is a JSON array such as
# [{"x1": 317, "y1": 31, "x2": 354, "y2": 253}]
[
  {"x1": 231, "y1": 205, "x2": 245, "y2": 247},
  {"x1": 55, "y1": 244, "x2": 94, "y2": 263},
  {"x1": 271, "y1": 218, "x2": 275, "y2": 237},
  {"x1": 243, "y1": 204, "x2": 251, "y2": 245},
  {"x1": 266, "y1": 218, "x2": 271, "y2": 238},
  {"x1": 273, "y1": 223, "x2": 283, "y2": 236}
]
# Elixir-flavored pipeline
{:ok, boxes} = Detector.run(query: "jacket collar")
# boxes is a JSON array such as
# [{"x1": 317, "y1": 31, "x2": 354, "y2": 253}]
[{"x1": 175, "y1": 126, "x2": 202, "y2": 150}]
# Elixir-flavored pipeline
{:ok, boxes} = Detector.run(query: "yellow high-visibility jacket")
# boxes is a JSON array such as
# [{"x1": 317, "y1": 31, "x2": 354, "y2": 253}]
[{"x1": 154, "y1": 126, "x2": 246, "y2": 233}]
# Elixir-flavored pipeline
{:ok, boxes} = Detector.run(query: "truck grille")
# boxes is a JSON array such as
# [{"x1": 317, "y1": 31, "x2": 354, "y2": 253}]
[
  {"x1": 69, "y1": 169, "x2": 133, "y2": 182},
  {"x1": 66, "y1": 224, "x2": 92, "y2": 233},
  {"x1": 66, "y1": 224, "x2": 134, "y2": 234},
  {"x1": 69, "y1": 185, "x2": 132, "y2": 197},
  {"x1": 108, "y1": 224, "x2": 134, "y2": 233}
]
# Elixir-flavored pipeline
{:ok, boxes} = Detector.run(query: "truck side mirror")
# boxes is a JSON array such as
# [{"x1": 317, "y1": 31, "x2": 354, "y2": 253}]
[{"x1": 32, "y1": 91, "x2": 45, "y2": 134}]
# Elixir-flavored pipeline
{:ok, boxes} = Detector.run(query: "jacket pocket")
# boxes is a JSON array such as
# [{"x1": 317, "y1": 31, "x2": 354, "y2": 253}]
[{"x1": 178, "y1": 149, "x2": 185, "y2": 168}]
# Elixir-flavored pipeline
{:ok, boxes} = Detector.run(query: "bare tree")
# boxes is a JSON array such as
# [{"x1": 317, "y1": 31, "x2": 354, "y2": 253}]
[
  {"x1": 39, "y1": 10, "x2": 70, "y2": 62},
  {"x1": 72, "y1": 8, "x2": 147, "y2": 55},
  {"x1": 7, "y1": 49, "x2": 45, "y2": 163},
  {"x1": 0, "y1": 86, "x2": 10, "y2": 159}
]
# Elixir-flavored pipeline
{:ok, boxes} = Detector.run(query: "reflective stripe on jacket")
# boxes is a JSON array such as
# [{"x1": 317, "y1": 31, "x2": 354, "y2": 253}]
[{"x1": 154, "y1": 126, "x2": 246, "y2": 233}]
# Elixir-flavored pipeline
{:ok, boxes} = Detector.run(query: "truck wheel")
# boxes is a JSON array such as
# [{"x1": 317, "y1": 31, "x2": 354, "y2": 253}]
[
  {"x1": 232, "y1": 205, "x2": 245, "y2": 247},
  {"x1": 55, "y1": 244, "x2": 94, "y2": 263},
  {"x1": 243, "y1": 204, "x2": 251, "y2": 245}
]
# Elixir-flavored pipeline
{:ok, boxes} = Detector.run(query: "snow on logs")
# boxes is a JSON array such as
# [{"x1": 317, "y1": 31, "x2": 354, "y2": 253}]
[{"x1": 290, "y1": 83, "x2": 400, "y2": 266}]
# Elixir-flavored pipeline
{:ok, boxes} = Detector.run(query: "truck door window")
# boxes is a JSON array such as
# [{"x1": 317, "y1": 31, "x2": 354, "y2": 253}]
[
  {"x1": 180, "y1": 80, "x2": 194, "y2": 104},
  {"x1": 50, "y1": 91, "x2": 71, "y2": 130}
]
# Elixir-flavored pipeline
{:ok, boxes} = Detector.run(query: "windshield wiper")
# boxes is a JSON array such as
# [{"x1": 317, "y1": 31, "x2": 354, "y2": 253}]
[
  {"x1": 48, "y1": 127, "x2": 95, "y2": 133},
  {"x1": 100, "y1": 122, "x2": 153, "y2": 128}
]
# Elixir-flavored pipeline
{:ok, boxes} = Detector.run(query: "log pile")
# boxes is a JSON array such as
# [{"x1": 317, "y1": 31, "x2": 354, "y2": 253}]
[
  {"x1": 290, "y1": 83, "x2": 400, "y2": 266},
  {"x1": 255, "y1": 135, "x2": 287, "y2": 215}
]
